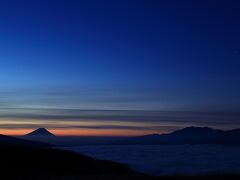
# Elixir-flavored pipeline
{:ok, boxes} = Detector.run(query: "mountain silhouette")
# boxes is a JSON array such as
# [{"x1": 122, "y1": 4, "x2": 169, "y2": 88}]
[
  {"x1": 110, "y1": 127, "x2": 240, "y2": 145},
  {"x1": 0, "y1": 134, "x2": 50, "y2": 148},
  {"x1": 0, "y1": 131, "x2": 143, "y2": 179},
  {"x1": 24, "y1": 128, "x2": 55, "y2": 137},
  {"x1": 0, "y1": 141, "x2": 140, "y2": 179}
]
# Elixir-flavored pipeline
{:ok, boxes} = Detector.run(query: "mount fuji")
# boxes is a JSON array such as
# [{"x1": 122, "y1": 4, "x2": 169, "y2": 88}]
[{"x1": 24, "y1": 128, "x2": 55, "y2": 137}]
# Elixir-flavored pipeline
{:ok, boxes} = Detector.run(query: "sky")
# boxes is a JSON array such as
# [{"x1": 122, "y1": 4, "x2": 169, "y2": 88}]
[{"x1": 0, "y1": 0, "x2": 239, "y2": 136}]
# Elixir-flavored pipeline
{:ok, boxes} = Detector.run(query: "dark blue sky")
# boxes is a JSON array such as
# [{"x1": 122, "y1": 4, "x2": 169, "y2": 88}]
[{"x1": 0, "y1": 0, "x2": 239, "y2": 135}]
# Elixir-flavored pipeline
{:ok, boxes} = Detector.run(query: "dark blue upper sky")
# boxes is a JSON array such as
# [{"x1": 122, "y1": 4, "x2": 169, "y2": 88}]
[{"x1": 0, "y1": 0, "x2": 239, "y2": 134}]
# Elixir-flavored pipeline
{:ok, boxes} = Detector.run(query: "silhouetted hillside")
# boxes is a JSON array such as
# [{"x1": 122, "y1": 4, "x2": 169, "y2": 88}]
[
  {"x1": 0, "y1": 145, "x2": 148, "y2": 180},
  {"x1": 110, "y1": 127, "x2": 240, "y2": 145},
  {"x1": 1, "y1": 133, "x2": 240, "y2": 179},
  {"x1": 0, "y1": 134, "x2": 50, "y2": 148},
  {"x1": 1, "y1": 144, "x2": 240, "y2": 180}
]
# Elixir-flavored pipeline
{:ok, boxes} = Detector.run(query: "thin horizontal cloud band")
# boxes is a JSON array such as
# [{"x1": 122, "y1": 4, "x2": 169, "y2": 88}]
[
  {"x1": 0, "y1": 108, "x2": 240, "y2": 134},
  {"x1": 0, "y1": 124, "x2": 181, "y2": 131},
  {"x1": 0, "y1": 108, "x2": 239, "y2": 121},
  {"x1": 0, "y1": 115, "x2": 239, "y2": 128}
]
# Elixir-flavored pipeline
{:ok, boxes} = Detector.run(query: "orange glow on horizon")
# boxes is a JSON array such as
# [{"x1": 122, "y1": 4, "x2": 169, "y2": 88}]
[
  {"x1": 0, "y1": 128, "x2": 159, "y2": 137},
  {"x1": 0, "y1": 129, "x2": 33, "y2": 136},
  {"x1": 50, "y1": 128, "x2": 158, "y2": 136}
]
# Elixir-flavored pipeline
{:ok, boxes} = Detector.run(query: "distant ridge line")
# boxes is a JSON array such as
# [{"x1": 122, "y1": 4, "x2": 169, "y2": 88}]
[{"x1": 110, "y1": 126, "x2": 240, "y2": 145}]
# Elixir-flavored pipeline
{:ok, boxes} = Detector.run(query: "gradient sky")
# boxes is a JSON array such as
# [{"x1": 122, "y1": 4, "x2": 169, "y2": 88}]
[{"x1": 0, "y1": 0, "x2": 240, "y2": 136}]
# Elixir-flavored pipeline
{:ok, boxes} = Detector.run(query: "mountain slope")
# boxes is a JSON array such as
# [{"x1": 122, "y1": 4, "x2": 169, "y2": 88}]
[
  {"x1": 24, "y1": 128, "x2": 55, "y2": 137},
  {"x1": 0, "y1": 134, "x2": 50, "y2": 148},
  {"x1": 110, "y1": 127, "x2": 240, "y2": 145},
  {"x1": 0, "y1": 145, "x2": 143, "y2": 179}
]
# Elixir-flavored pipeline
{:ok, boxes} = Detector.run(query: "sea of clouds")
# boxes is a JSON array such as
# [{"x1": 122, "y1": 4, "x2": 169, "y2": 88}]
[{"x1": 63, "y1": 145, "x2": 240, "y2": 175}]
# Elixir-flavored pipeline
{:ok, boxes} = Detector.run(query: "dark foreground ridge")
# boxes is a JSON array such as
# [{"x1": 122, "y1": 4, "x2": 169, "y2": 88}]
[
  {"x1": 0, "y1": 144, "x2": 145, "y2": 180},
  {"x1": 0, "y1": 134, "x2": 50, "y2": 148},
  {"x1": 0, "y1": 134, "x2": 240, "y2": 179},
  {"x1": 1, "y1": 145, "x2": 240, "y2": 180},
  {"x1": 0, "y1": 134, "x2": 143, "y2": 179}
]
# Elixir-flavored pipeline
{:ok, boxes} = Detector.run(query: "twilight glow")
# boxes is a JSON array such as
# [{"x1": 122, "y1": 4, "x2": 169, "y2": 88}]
[{"x1": 0, "y1": 0, "x2": 239, "y2": 136}]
